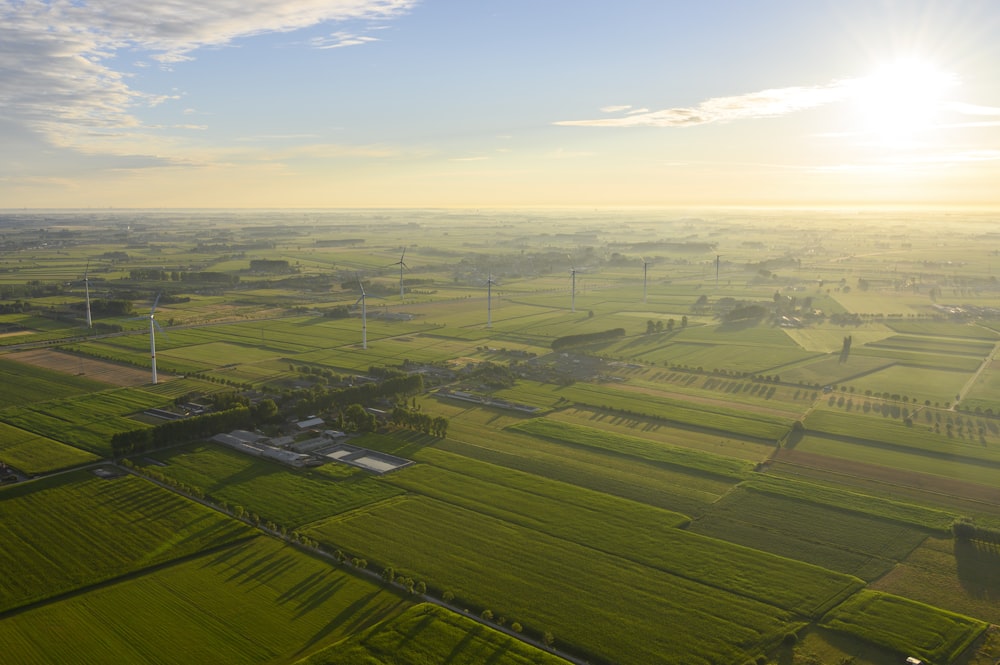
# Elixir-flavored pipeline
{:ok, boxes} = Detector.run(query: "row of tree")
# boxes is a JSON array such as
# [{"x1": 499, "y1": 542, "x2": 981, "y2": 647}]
[
  {"x1": 111, "y1": 406, "x2": 252, "y2": 457},
  {"x1": 952, "y1": 518, "x2": 1000, "y2": 545},
  {"x1": 391, "y1": 405, "x2": 449, "y2": 437}
]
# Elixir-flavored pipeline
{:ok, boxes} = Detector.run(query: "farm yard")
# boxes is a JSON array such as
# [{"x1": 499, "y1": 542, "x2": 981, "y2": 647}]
[{"x1": 1, "y1": 209, "x2": 1000, "y2": 664}]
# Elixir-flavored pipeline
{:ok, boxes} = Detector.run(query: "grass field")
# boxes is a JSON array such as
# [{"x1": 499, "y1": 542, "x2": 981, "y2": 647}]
[
  {"x1": 386, "y1": 449, "x2": 861, "y2": 618},
  {"x1": 822, "y1": 590, "x2": 987, "y2": 665},
  {"x1": 0, "y1": 537, "x2": 410, "y2": 664},
  {"x1": 0, "y1": 471, "x2": 252, "y2": 613},
  {"x1": 688, "y1": 485, "x2": 930, "y2": 580},
  {"x1": 304, "y1": 495, "x2": 793, "y2": 665},
  {"x1": 298, "y1": 603, "x2": 568, "y2": 665},
  {"x1": 0, "y1": 421, "x2": 99, "y2": 473},
  {"x1": 0, "y1": 386, "x2": 167, "y2": 456},
  {"x1": 0, "y1": 354, "x2": 112, "y2": 406},
  {"x1": 135, "y1": 444, "x2": 404, "y2": 528},
  {"x1": 509, "y1": 418, "x2": 753, "y2": 479},
  {"x1": 438, "y1": 412, "x2": 738, "y2": 516},
  {"x1": 548, "y1": 382, "x2": 794, "y2": 441},
  {"x1": 869, "y1": 537, "x2": 1000, "y2": 625}
]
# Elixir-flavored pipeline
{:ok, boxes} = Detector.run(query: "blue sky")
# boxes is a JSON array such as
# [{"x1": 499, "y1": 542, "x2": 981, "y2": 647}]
[{"x1": 2, "y1": 0, "x2": 1000, "y2": 208}]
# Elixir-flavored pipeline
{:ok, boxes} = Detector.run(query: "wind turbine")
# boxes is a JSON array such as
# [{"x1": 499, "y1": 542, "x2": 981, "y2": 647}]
[
  {"x1": 146, "y1": 293, "x2": 164, "y2": 384},
  {"x1": 83, "y1": 261, "x2": 92, "y2": 328},
  {"x1": 486, "y1": 273, "x2": 497, "y2": 328},
  {"x1": 356, "y1": 279, "x2": 369, "y2": 349},
  {"x1": 715, "y1": 255, "x2": 721, "y2": 289},
  {"x1": 570, "y1": 266, "x2": 577, "y2": 313},
  {"x1": 641, "y1": 257, "x2": 650, "y2": 304},
  {"x1": 387, "y1": 247, "x2": 408, "y2": 300}
]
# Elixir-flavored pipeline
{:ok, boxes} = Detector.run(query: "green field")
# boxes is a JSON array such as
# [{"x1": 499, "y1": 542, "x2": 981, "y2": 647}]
[
  {"x1": 0, "y1": 387, "x2": 165, "y2": 455},
  {"x1": 688, "y1": 485, "x2": 931, "y2": 580},
  {"x1": 134, "y1": 444, "x2": 404, "y2": 528},
  {"x1": 4, "y1": 211, "x2": 1000, "y2": 664},
  {"x1": 0, "y1": 471, "x2": 252, "y2": 613},
  {"x1": 0, "y1": 356, "x2": 112, "y2": 406},
  {"x1": 305, "y1": 495, "x2": 793, "y2": 665},
  {"x1": 509, "y1": 418, "x2": 753, "y2": 479},
  {"x1": 0, "y1": 537, "x2": 410, "y2": 664},
  {"x1": 299, "y1": 603, "x2": 568, "y2": 665},
  {"x1": 386, "y1": 449, "x2": 862, "y2": 617},
  {"x1": 440, "y1": 413, "x2": 741, "y2": 516},
  {"x1": 0, "y1": 421, "x2": 99, "y2": 473},
  {"x1": 822, "y1": 590, "x2": 987, "y2": 665},
  {"x1": 871, "y1": 537, "x2": 1000, "y2": 625}
]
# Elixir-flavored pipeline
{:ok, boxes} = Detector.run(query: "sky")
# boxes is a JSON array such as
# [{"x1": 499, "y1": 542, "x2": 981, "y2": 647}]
[{"x1": 2, "y1": 0, "x2": 1000, "y2": 209}]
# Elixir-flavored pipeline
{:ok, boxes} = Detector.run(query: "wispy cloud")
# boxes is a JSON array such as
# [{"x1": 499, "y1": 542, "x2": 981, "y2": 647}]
[
  {"x1": 0, "y1": 1, "x2": 415, "y2": 154},
  {"x1": 557, "y1": 81, "x2": 855, "y2": 127},
  {"x1": 310, "y1": 31, "x2": 380, "y2": 49}
]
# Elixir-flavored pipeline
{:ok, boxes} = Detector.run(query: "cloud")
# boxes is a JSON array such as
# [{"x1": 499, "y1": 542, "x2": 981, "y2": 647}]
[
  {"x1": 0, "y1": 1, "x2": 415, "y2": 153},
  {"x1": 557, "y1": 80, "x2": 855, "y2": 128},
  {"x1": 310, "y1": 31, "x2": 380, "y2": 49}
]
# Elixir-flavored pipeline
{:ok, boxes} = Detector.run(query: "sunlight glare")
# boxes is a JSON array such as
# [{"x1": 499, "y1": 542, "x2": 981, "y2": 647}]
[{"x1": 853, "y1": 59, "x2": 957, "y2": 147}]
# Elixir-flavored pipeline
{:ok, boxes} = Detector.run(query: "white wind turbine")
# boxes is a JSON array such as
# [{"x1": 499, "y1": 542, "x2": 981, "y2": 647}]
[
  {"x1": 83, "y1": 261, "x2": 92, "y2": 328},
  {"x1": 387, "y1": 247, "x2": 409, "y2": 300},
  {"x1": 486, "y1": 273, "x2": 497, "y2": 328},
  {"x1": 146, "y1": 294, "x2": 164, "y2": 384},
  {"x1": 570, "y1": 266, "x2": 577, "y2": 313},
  {"x1": 356, "y1": 279, "x2": 369, "y2": 349},
  {"x1": 641, "y1": 257, "x2": 651, "y2": 304}
]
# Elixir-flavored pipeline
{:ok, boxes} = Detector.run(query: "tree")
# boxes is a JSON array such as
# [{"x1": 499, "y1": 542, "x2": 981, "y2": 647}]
[
  {"x1": 681, "y1": 315, "x2": 688, "y2": 328},
  {"x1": 646, "y1": 320, "x2": 655, "y2": 334},
  {"x1": 251, "y1": 398, "x2": 278, "y2": 424}
]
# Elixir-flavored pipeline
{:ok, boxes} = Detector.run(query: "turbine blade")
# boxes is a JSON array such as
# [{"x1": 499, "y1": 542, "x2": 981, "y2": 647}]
[{"x1": 151, "y1": 292, "x2": 161, "y2": 314}]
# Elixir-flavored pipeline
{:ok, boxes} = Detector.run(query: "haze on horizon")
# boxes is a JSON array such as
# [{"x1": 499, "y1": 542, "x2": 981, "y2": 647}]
[{"x1": 2, "y1": 0, "x2": 1000, "y2": 210}]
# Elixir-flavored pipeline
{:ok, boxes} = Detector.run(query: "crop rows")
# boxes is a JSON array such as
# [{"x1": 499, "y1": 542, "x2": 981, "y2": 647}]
[
  {"x1": 302, "y1": 603, "x2": 566, "y2": 665},
  {"x1": 390, "y1": 449, "x2": 861, "y2": 617},
  {"x1": 688, "y1": 486, "x2": 930, "y2": 580},
  {"x1": 0, "y1": 538, "x2": 408, "y2": 664},
  {"x1": 0, "y1": 472, "x2": 252, "y2": 613},
  {"x1": 805, "y1": 408, "x2": 1000, "y2": 465},
  {"x1": 0, "y1": 421, "x2": 98, "y2": 474},
  {"x1": 439, "y1": 419, "x2": 736, "y2": 515},
  {"x1": 135, "y1": 444, "x2": 404, "y2": 527},
  {"x1": 509, "y1": 418, "x2": 752, "y2": 479},
  {"x1": 0, "y1": 356, "x2": 109, "y2": 407},
  {"x1": 305, "y1": 495, "x2": 792, "y2": 665},
  {"x1": 555, "y1": 382, "x2": 794, "y2": 440},
  {"x1": 822, "y1": 590, "x2": 986, "y2": 664}
]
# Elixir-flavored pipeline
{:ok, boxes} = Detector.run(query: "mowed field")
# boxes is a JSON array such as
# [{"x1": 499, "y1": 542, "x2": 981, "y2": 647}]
[{"x1": 7, "y1": 347, "x2": 163, "y2": 386}]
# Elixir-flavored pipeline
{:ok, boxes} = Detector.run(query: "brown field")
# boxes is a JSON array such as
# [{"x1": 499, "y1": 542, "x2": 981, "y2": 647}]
[
  {"x1": 0, "y1": 330, "x2": 32, "y2": 339},
  {"x1": 7, "y1": 349, "x2": 166, "y2": 387},
  {"x1": 772, "y1": 448, "x2": 1000, "y2": 506}
]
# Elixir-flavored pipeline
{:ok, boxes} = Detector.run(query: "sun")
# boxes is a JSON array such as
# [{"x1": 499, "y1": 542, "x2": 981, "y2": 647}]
[{"x1": 852, "y1": 58, "x2": 957, "y2": 147}]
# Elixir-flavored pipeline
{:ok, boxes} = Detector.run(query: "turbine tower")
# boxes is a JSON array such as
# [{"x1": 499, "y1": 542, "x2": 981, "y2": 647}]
[
  {"x1": 641, "y1": 258, "x2": 650, "y2": 304},
  {"x1": 387, "y1": 247, "x2": 409, "y2": 300},
  {"x1": 356, "y1": 280, "x2": 368, "y2": 349},
  {"x1": 715, "y1": 255, "x2": 721, "y2": 288},
  {"x1": 486, "y1": 273, "x2": 496, "y2": 328},
  {"x1": 83, "y1": 261, "x2": 92, "y2": 328},
  {"x1": 147, "y1": 293, "x2": 163, "y2": 384},
  {"x1": 570, "y1": 267, "x2": 577, "y2": 313}
]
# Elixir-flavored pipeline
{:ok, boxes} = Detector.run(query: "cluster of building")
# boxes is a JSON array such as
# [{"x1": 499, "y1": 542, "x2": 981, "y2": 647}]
[{"x1": 211, "y1": 416, "x2": 413, "y2": 474}]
